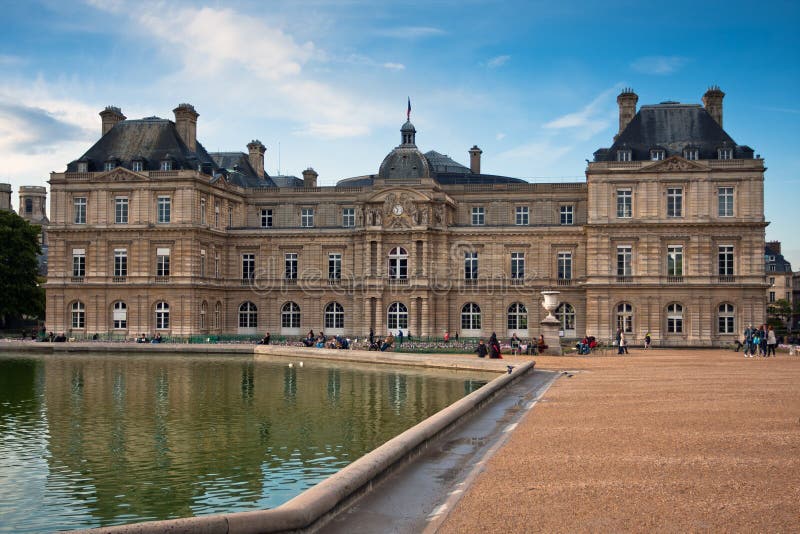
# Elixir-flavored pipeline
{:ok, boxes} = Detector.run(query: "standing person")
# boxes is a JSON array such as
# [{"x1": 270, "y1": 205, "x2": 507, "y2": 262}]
[
  {"x1": 743, "y1": 325, "x2": 753, "y2": 357},
  {"x1": 510, "y1": 333, "x2": 521, "y2": 355},
  {"x1": 767, "y1": 325, "x2": 777, "y2": 357},
  {"x1": 397, "y1": 329, "x2": 404, "y2": 346},
  {"x1": 369, "y1": 328, "x2": 375, "y2": 346},
  {"x1": 617, "y1": 330, "x2": 625, "y2": 355},
  {"x1": 474, "y1": 340, "x2": 488, "y2": 358},
  {"x1": 489, "y1": 332, "x2": 502, "y2": 359},
  {"x1": 455, "y1": 332, "x2": 459, "y2": 341},
  {"x1": 444, "y1": 330, "x2": 450, "y2": 343},
  {"x1": 644, "y1": 332, "x2": 651, "y2": 350},
  {"x1": 759, "y1": 325, "x2": 768, "y2": 357}
]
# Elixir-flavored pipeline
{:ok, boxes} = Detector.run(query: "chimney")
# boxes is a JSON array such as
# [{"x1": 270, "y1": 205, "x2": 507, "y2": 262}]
[
  {"x1": 99, "y1": 106, "x2": 126, "y2": 136},
  {"x1": 615, "y1": 88, "x2": 638, "y2": 141},
  {"x1": 702, "y1": 85, "x2": 725, "y2": 127},
  {"x1": 766, "y1": 240, "x2": 781, "y2": 255},
  {"x1": 0, "y1": 183, "x2": 11, "y2": 212},
  {"x1": 247, "y1": 140, "x2": 266, "y2": 178},
  {"x1": 173, "y1": 103, "x2": 199, "y2": 152},
  {"x1": 302, "y1": 167, "x2": 318, "y2": 188},
  {"x1": 469, "y1": 145, "x2": 483, "y2": 174}
]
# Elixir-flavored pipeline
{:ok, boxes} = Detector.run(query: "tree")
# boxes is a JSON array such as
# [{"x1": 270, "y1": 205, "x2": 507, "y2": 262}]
[
  {"x1": 767, "y1": 298, "x2": 792, "y2": 331},
  {"x1": 0, "y1": 210, "x2": 44, "y2": 326}
]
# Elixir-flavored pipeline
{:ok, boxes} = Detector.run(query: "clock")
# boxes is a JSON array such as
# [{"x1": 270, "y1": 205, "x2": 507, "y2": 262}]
[{"x1": 392, "y1": 204, "x2": 404, "y2": 216}]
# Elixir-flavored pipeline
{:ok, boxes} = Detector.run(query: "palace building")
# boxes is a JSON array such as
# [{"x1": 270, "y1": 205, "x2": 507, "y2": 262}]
[{"x1": 44, "y1": 88, "x2": 768, "y2": 345}]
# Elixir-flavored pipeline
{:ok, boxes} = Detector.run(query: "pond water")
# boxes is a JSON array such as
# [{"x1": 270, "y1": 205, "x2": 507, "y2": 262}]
[{"x1": 0, "y1": 353, "x2": 493, "y2": 532}]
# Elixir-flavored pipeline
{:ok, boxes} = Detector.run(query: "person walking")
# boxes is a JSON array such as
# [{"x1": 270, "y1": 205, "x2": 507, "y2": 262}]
[
  {"x1": 743, "y1": 325, "x2": 753, "y2": 357},
  {"x1": 644, "y1": 331, "x2": 651, "y2": 350},
  {"x1": 767, "y1": 325, "x2": 777, "y2": 357}
]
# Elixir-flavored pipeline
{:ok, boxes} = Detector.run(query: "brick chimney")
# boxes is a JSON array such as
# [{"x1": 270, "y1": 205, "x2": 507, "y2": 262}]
[
  {"x1": 702, "y1": 86, "x2": 725, "y2": 127},
  {"x1": 173, "y1": 103, "x2": 199, "y2": 152},
  {"x1": 302, "y1": 167, "x2": 318, "y2": 188},
  {"x1": 0, "y1": 183, "x2": 11, "y2": 212},
  {"x1": 615, "y1": 88, "x2": 638, "y2": 141},
  {"x1": 469, "y1": 145, "x2": 483, "y2": 174},
  {"x1": 99, "y1": 106, "x2": 126, "y2": 136},
  {"x1": 766, "y1": 240, "x2": 781, "y2": 255},
  {"x1": 247, "y1": 140, "x2": 266, "y2": 178}
]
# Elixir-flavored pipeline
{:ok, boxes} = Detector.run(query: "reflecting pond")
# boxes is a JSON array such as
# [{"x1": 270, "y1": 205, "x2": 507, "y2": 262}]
[{"x1": 0, "y1": 353, "x2": 493, "y2": 532}]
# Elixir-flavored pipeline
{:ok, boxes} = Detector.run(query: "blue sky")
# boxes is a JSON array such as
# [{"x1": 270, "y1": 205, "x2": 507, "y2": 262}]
[{"x1": 1, "y1": 0, "x2": 798, "y2": 264}]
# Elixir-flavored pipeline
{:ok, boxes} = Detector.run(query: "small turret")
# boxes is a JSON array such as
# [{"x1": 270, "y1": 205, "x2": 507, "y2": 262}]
[
  {"x1": 302, "y1": 167, "x2": 318, "y2": 188},
  {"x1": 615, "y1": 88, "x2": 638, "y2": 141},
  {"x1": 173, "y1": 103, "x2": 199, "y2": 152},
  {"x1": 99, "y1": 106, "x2": 126, "y2": 136},
  {"x1": 702, "y1": 85, "x2": 725, "y2": 127},
  {"x1": 469, "y1": 145, "x2": 483, "y2": 174},
  {"x1": 247, "y1": 140, "x2": 266, "y2": 178}
]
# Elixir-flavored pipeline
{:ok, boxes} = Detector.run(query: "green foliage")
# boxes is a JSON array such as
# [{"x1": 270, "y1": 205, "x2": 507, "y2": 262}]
[
  {"x1": 767, "y1": 298, "x2": 792, "y2": 323},
  {"x1": 0, "y1": 210, "x2": 43, "y2": 323}
]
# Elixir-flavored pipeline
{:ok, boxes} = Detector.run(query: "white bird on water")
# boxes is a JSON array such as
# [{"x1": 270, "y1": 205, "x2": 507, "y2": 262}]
[
  {"x1": 288, "y1": 363, "x2": 293, "y2": 368},
  {"x1": 299, "y1": 362, "x2": 304, "y2": 367}
]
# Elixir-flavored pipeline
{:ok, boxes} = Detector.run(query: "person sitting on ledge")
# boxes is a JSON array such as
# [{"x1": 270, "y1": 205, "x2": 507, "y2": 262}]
[
  {"x1": 258, "y1": 333, "x2": 271, "y2": 345},
  {"x1": 151, "y1": 333, "x2": 163, "y2": 343},
  {"x1": 475, "y1": 339, "x2": 488, "y2": 358},
  {"x1": 537, "y1": 334, "x2": 548, "y2": 354},
  {"x1": 380, "y1": 332, "x2": 395, "y2": 352}
]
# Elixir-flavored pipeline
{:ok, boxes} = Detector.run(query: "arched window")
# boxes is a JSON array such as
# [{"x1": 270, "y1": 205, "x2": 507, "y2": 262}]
[
  {"x1": 461, "y1": 302, "x2": 481, "y2": 331},
  {"x1": 324, "y1": 302, "x2": 345, "y2": 329},
  {"x1": 616, "y1": 303, "x2": 633, "y2": 333},
  {"x1": 718, "y1": 303, "x2": 735, "y2": 334},
  {"x1": 71, "y1": 301, "x2": 85, "y2": 329},
  {"x1": 200, "y1": 301, "x2": 207, "y2": 330},
  {"x1": 388, "y1": 247, "x2": 408, "y2": 279},
  {"x1": 281, "y1": 302, "x2": 301, "y2": 328},
  {"x1": 214, "y1": 301, "x2": 221, "y2": 330},
  {"x1": 155, "y1": 301, "x2": 170, "y2": 330},
  {"x1": 507, "y1": 302, "x2": 528, "y2": 331},
  {"x1": 387, "y1": 302, "x2": 408, "y2": 330},
  {"x1": 556, "y1": 303, "x2": 576, "y2": 336},
  {"x1": 667, "y1": 303, "x2": 683, "y2": 333},
  {"x1": 112, "y1": 301, "x2": 127, "y2": 329},
  {"x1": 239, "y1": 301, "x2": 258, "y2": 329}
]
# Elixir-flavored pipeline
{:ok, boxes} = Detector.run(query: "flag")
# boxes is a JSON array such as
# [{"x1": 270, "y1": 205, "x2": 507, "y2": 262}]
[{"x1": 407, "y1": 97, "x2": 411, "y2": 120}]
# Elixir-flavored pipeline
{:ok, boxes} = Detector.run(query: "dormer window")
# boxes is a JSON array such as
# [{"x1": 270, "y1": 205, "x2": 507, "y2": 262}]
[
  {"x1": 132, "y1": 160, "x2": 143, "y2": 172},
  {"x1": 104, "y1": 161, "x2": 116, "y2": 172},
  {"x1": 650, "y1": 149, "x2": 665, "y2": 161},
  {"x1": 616, "y1": 149, "x2": 632, "y2": 162},
  {"x1": 160, "y1": 160, "x2": 173, "y2": 171},
  {"x1": 718, "y1": 148, "x2": 733, "y2": 160},
  {"x1": 77, "y1": 162, "x2": 88, "y2": 173},
  {"x1": 683, "y1": 148, "x2": 699, "y2": 160}
]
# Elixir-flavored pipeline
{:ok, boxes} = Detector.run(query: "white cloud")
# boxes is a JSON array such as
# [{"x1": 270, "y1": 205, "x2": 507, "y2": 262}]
[
  {"x1": 543, "y1": 87, "x2": 618, "y2": 140},
  {"x1": 631, "y1": 55, "x2": 688, "y2": 75},
  {"x1": 487, "y1": 55, "x2": 510, "y2": 68},
  {"x1": 496, "y1": 132, "x2": 506, "y2": 141},
  {"x1": 382, "y1": 62, "x2": 406, "y2": 71}
]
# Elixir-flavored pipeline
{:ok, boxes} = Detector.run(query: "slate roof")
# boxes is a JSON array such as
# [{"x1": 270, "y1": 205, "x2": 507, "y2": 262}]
[
  {"x1": 271, "y1": 175, "x2": 304, "y2": 188},
  {"x1": 765, "y1": 245, "x2": 793, "y2": 273},
  {"x1": 594, "y1": 103, "x2": 755, "y2": 161},
  {"x1": 210, "y1": 152, "x2": 276, "y2": 188},
  {"x1": 424, "y1": 150, "x2": 470, "y2": 173}
]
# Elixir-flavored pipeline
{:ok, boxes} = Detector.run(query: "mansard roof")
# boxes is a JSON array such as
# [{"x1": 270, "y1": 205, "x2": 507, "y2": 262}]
[
  {"x1": 765, "y1": 244, "x2": 792, "y2": 273},
  {"x1": 210, "y1": 152, "x2": 276, "y2": 188}
]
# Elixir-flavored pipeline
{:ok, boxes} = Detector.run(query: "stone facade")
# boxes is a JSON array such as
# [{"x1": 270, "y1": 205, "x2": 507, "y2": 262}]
[{"x1": 44, "y1": 88, "x2": 768, "y2": 346}]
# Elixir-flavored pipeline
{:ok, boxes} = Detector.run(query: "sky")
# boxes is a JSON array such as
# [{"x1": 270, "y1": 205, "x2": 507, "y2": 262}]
[{"x1": 0, "y1": 0, "x2": 798, "y2": 265}]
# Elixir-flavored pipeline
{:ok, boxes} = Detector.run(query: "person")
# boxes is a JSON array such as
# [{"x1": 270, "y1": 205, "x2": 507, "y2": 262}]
[
  {"x1": 369, "y1": 328, "x2": 375, "y2": 346},
  {"x1": 577, "y1": 337, "x2": 590, "y2": 355},
  {"x1": 617, "y1": 330, "x2": 625, "y2": 355},
  {"x1": 766, "y1": 325, "x2": 777, "y2": 357},
  {"x1": 488, "y1": 333, "x2": 502, "y2": 359},
  {"x1": 644, "y1": 332, "x2": 651, "y2": 350},
  {"x1": 48, "y1": 331, "x2": 55, "y2": 342},
  {"x1": 743, "y1": 325, "x2": 753, "y2": 357},
  {"x1": 537, "y1": 334, "x2": 548, "y2": 354},
  {"x1": 510, "y1": 333, "x2": 521, "y2": 355},
  {"x1": 380, "y1": 332, "x2": 395, "y2": 352},
  {"x1": 752, "y1": 329, "x2": 761, "y2": 357},
  {"x1": 455, "y1": 332, "x2": 459, "y2": 341},
  {"x1": 92, "y1": 333, "x2": 99, "y2": 341},
  {"x1": 407, "y1": 330, "x2": 412, "y2": 341},
  {"x1": 54, "y1": 332, "x2": 67, "y2": 342},
  {"x1": 258, "y1": 332, "x2": 271, "y2": 345},
  {"x1": 734, "y1": 332, "x2": 744, "y2": 352},
  {"x1": 444, "y1": 331, "x2": 450, "y2": 342},
  {"x1": 759, "y1": 325, "x2": 768, "y2": 357},
  {"x1": 152, "y1": 333, "x2": 162, "y2": 343},
  {"x1": 303, "y1": 331, "x2": 314, "y2": 347},
  {"x1": 474, "y1": 340, "x2": 488, "y2": 358},
  {"x1": 397, "y1": 329, "x2": 404, "y2": 345}
]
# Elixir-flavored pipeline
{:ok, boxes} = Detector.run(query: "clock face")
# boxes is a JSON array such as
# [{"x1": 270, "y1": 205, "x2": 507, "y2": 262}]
[{"x1": 392, "y1": 204, "x2": 404, "y2": 216}]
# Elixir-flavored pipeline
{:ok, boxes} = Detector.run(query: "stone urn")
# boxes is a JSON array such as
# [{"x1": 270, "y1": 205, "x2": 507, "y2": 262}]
[{"x1": 541, "y1": 290, "x2": 561, "y2": 321}]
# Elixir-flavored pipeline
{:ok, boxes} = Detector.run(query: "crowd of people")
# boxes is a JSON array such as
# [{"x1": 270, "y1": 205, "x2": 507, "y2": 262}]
[{"x1": 735, "y1": 324, "x2": 778, "y2": 357}]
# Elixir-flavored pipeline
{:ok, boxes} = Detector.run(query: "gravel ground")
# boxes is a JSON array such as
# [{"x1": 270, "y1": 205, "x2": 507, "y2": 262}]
[{"x1": 438, "y1": 349, "x2": 800, "y2": 533}]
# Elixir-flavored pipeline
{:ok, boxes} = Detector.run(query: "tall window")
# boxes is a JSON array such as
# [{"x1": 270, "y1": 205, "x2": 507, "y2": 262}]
[
  {"x1": 650, "y1": 149, "x2": 665, "y2": 161},
  {"x1": 718, "y1": 245, "x2": 734, "y2": 276},
  {"x1": 156, "y1": 248, "x2": 170, "y2": 277},
  {"x1": 328, "y1": 253, "x2": 342, "y2": 280},
  {"x1": 616, "y1": 303, "x2": 633, "y2": 333},
  {"x1": 285, "y1": 253, "x2": 298, "y2": 279},
  {"x1": 617, "y1": 246, "x2": 632, "y2": 276},
  {"x1": 114, "y1": 249, "x2": 127, "y2": 277},
  {"x1": 242, "y1": 253, "x2": 255, "y2": 280},
  {"x1": 199, "y1": 250, "x2": 206, "y2": 278},
  {"x1": 214, "y1": 252, "x2": 220, "y2": 279},
  {"x1": 616, "y1": 189, "x2": 632, "y2": 218},
  {"x1": 507, "y1": 303, "x2": 528, "y2": 331},
  {"x1": 157, "y1": 196, "x2": 171, "y2": 223},
  {"x1": 511, "y1": 252, "x2": 525, "y2": 279},
  {"x1": 557, "y1": 252, "x2": 572, "y2": 280},
  {"x1": 342, "y1": 208, "x2": 355, "y2": 227},
  {"x1": 718, "y1": 148, "x2": 733, "y2": 160},
  {"x1": 228, "y1": 206, "x2": 233, "y2": 227},
  {"x1": 718, "y1": 303, "x2": 735, "y2": 334},
  {"x1": 214, "y1": 301, "x2": 221, "y2": 329},
  {"x1": 132, "y1": 160, "x2": 143, "y2": 172},
  {"x1": 25, "y1": 198, "x2": 32, "y2": 214},
  {"x1": 515, "y1": 206, "x2": 529, "y2": 226},
  {"x1": 769, "y1": 291, "x2": 776, "y2": 303},
  {"x1": 667, "y1": 303, "x2": 684, "y2": 333},
  {"x1": 113, "y1": 301, "x2": 127, "y2": 329},
  {"x1": 160, "y1": 160, "x2": 172, "y2": 171},
  {"x1": 71, "y1": 301, "x2": 85, "y2": 329},
  {"x1": 464, "y1": 251, "x2": 478, "y2": 280},
  {"x1": 616, "y1": 149, "x2": 632, "y2": 162},
  {"x1": 560, "y1": 205, "x2": 574, "y2": 225},
  {"x1": 282, "y1": 302, "x2": 301, "y2": 328},
  {"x1": 115, "y1": 197, "x2": 128, "y2": 224},
  {"x1": 238, "y1": 302, "x2": 258, "y2": 329},
  {"x1": 556, "y1": 303, "x2": 576, "y2": 334},
  {"x1": 387, "y1": 302, "x2": 408, "y2": 330},
  {"x1": 388, "y1": 247, "x2": 408, "y2": 279},
  {"x1": 324, "y1": 302, "x2": 345, "y2": 329},
  {"x1": 461, "y1": 302, "x2": 481, "y2": 330},
  {"x1": 472, "y1": 207, "x2": 485, "y2": 226},
  {"x1": 261, "y1": 209, "x2": 273, "y2": 228},
  {"x1": 104, "y1": 161, "x2": 116, "y2": 172},
  {"x1": 667, "y1": 245, "x2": 683, "y2": 277},
  {"x1": 718, "y1": 187, "x2": 734, "y2": 217},
  {"x1": 155, "y1": 302, "x2": 170, "y2": 329},
  {"x1": 214, "y1": 200, "x2": 220, "y2": 228},
  {"x1": 72, "y1": 248, "x2": 85, "y2": 278},
  {"x1": 683, "y1": 148, "x2": 699, "y2": 160},
  {"x1": 200, "y1": 198, "x2": 207, "y2": 224},
  {"x1": 74, "y1": 197, "x2": 87, "y2": 224},
  {"x1": 667, "y1": 187, "x2": 683, "y2": 217},
  {"x1": 77, "y1": 162, "x2": 88, "y2": 173},
  {"x1": 200, "y1": 301, "x2": 207, "y2": 330},
  {"x1": 301, "y1": 207, "x2": 314, "y2": 227}
]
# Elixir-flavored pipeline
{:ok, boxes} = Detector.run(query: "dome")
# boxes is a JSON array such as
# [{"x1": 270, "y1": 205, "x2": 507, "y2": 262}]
[
  {"x1": 401, "y1": 120, "x2": 416, "y2": 133},
  {"x1": 378, "y1": 146, "x2": 431, "y2": 180}
]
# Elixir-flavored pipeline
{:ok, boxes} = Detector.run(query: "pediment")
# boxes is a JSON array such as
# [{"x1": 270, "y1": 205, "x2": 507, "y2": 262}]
[
  {"x1": 99, "y1": 167, "x2": 148, "y2": 182},
  {"x1": 366, "y1": 187, "x2": 431, "y2": 204},
  {"x1": 642, "y1": 155, "x2": 708, "y2": 172}
]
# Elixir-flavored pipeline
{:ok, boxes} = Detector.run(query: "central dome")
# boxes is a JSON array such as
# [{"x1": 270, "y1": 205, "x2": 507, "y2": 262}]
[{"x1": 377, "y1": 120, "x2": 431, "y2": 180}]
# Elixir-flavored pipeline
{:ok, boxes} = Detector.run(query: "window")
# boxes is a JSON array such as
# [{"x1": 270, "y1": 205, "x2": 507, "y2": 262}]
[
  {"x1": 388, "y1": 247, "x2": 408, "y2": 279},
  {"x1": 157, "y1": 196, "x2": 171, "y2": 223},
  {"x1": 769, "y1": 291, "x2": 776, "y2": 303},
  {"x1": 77, "y1": 162, "x2": 88, "y2": 173},
  {"x1": 200, "y1": 198, "x2": 207, "y2": 224},
  {"x1": 115, "y1": 197, "x2": 128, "y2": 224},
  {"x1": 667, "y1": 303, "x2": 683, "y2": 333},
  {"x1": 214, "y1": 201, "x2": 220, "y2": 228},
  {"x1": 472, "y1": 207, "x2": 485, "y2": 226},
  {"x1": 328, "y1": 253, "x2": 342, "y2": 280},
  {"x1": 616, "y1": 303, "x2": 633, "y2": 333},
  {"x1": 72, "y1": 248, "x2": 85, "y2": 278},
  {"x1": 683, "y1": 148, "x2": 699, "y2": 160},
  {"x1": 511, "y1": 252, "x2": 525, "y2": 279},
  {"x1": 104, "y1": 161, "x2": 116, "y2": 172},
  {"x1": 156, "y1": 248, "x2": 170, "y2": 277},
  {"x1": 667, "y1": 187, "x2": 683, "y2": 217},
  {"x1": 616, "y1": 149, "x2": 632, "y2": 162},
  {"x1": 556, "y1": 303, "x2": 576, "y2": 334},
  {"x1": 464, "y1": 251, "x2": 478, "y2": 280},
  {"x1": 616, "y1": 189, "x2": 632, "y2": 218},
  {"x1": 285, "y1": 253, "x2": 298, "y2": 280},
  {"x1": 560, "y1": 205, "x2": 573, "y2": 225},
  {"x1": 155, "y1": 302, "x2": 169, "y2": 329},
  {"x1": 25, "y1": 198, "x2": 32, "y2": 213},
  {"x1": 324, "y1": 302, "x2": 345, "y2": 329},
  {"x1": 242, "y1": 253, "x2": 255, "y2": 280},
  {"x1": 515, "y1": 206, "x2": 529, "y2": 226},
  {"x1": 199, "y1": 250, "x2": 206, "y2": 278},
  {"x1": 617, "y1": 246, "x2": 632, "y2": 276},
  {"x1": 667, "y1": 245, "x2": 683, "y2": 277},
  {"x1": 342, "y1": 208, "x2": 355, "y2": 227},
  {"x1": 718, "y1": 303, "x2": 735, "y2": 334},
  {"x1": 461, "y1": 302, "x2": 481, "y2": 331},
  {"x1": 650, "y1": 149, "x2": 665, "y2": 161},
  {"x1": 282, "y1": 302, "x2": 301, "y2": 328},
  {"x1": 214, "y1": 301, "x2": 221, "y2": 330},
  {"x1": 507, "y1": 302, "x2": 528, "y2": 331},
  {"x1": 200, "y1": 301, "x2": 207, "y2": 330},
  {"x1": 718, "y1": 148, "x2": 733, "y2": 160},
  {"x1": 557, "y1": 252, "x2": 572, "y2": 280},
  {"x1": 71, "y1": 301, "x2": 85, "y2": 329},
  {"x1": 387, "y1": 302, "x2": 409, "y2": 330},
  {"x1": 228, "y1": 206, "x2": 233, "y2": 227},
  {"x1": 160, "y1": 160, "x2": 172, "y2": 171},
  {"x1": 74, "y1": 197, "x2": 87, "y2": 224},
  {"x1": 132, "y1": 160, "x2": 143, "y2": 172},
  {"x1": 113, "y1": 301, "x2": 127, "y2": 329},
  {"x1": 114, "y1": 249, "x2": 127, "y2": 277},
  {"x1": 214, "y1": 252, "x2": 220, "y2": 279},
  {"x1": 238, "y1": 302, "x2": 258, "y2": 329},
  {"x1": 260, "y1": 208, "x2": 273, "y2": 228},
  {"x1": 301, "y1": 207, "x2": 314, "y2": 227},
  {"x1": 769, "y1": 277, "x2": 775, "y2": 286},
  {"x1": 718, "y1": 245, "x2": 734, "y2": 276},
  {"x1": 718, "y1": 187, "x2": 734, "y2": 217}
]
